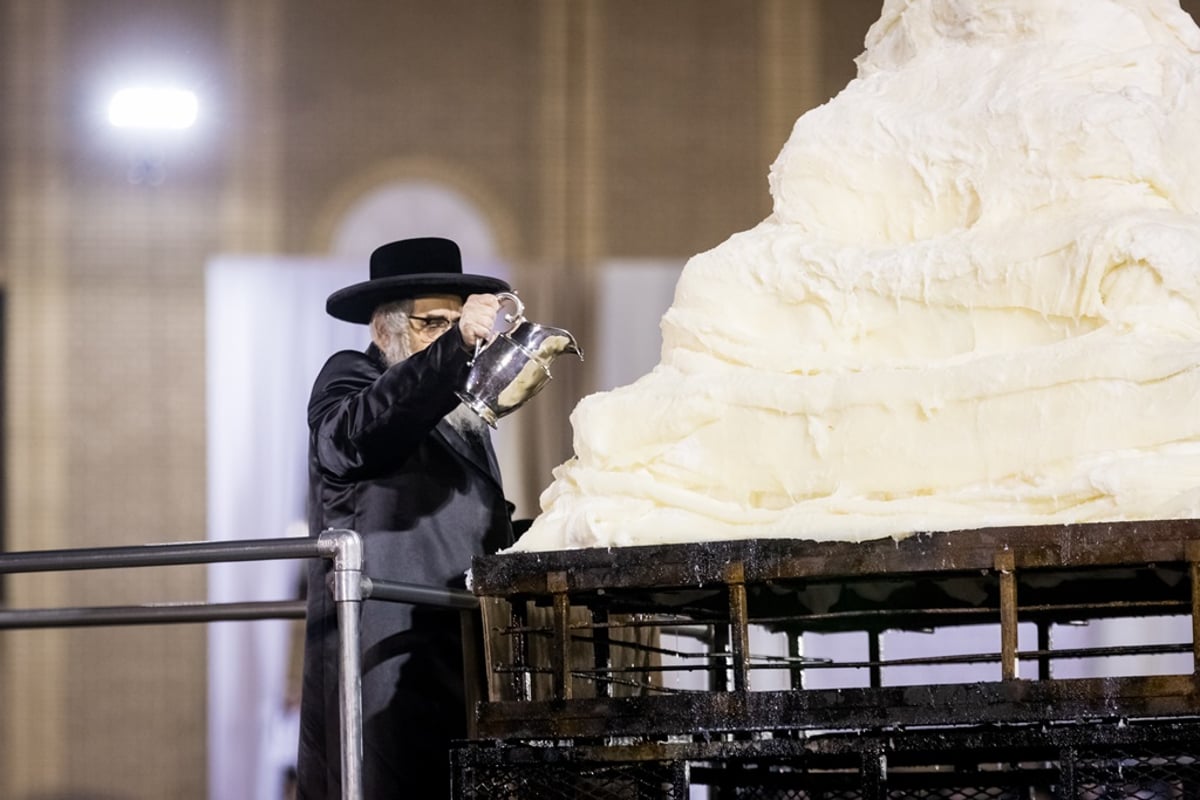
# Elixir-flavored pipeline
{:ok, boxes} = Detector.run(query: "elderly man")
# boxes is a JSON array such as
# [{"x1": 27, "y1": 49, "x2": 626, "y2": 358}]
[{"x1": 297, "y1": 237, "x2": 516, "y2": 799}]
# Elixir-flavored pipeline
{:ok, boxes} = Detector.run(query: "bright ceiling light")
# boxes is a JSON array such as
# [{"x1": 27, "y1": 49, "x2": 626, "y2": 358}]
[{"x1": 107, "y1": 87, "x2": 198, "y2": 130}]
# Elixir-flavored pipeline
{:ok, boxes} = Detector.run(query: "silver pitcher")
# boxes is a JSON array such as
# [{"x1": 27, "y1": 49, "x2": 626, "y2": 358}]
[{"x1": 456, "y1": 292, "x2": 584, "y2": 427}]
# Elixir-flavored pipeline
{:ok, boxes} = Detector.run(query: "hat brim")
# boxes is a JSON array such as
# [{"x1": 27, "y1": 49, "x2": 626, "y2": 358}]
[{"x1": 326, "y1": 273, "x2": 511, "y2": 324}]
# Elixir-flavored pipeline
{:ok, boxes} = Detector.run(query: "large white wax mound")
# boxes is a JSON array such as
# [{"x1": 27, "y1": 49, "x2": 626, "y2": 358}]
[{"x1": 514, "y1": 0, "x2": 1200, "y2": 552}]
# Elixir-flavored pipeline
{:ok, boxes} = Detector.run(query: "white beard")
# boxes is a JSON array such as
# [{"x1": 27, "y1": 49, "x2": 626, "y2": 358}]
[{"x1": 380, "y1": 331, "x2": 412, "y2": 367}]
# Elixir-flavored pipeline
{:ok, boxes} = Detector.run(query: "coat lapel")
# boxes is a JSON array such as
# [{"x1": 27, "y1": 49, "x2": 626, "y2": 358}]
[{"x1": 434, "y1": 420, "x2": 503, "y2": 491}]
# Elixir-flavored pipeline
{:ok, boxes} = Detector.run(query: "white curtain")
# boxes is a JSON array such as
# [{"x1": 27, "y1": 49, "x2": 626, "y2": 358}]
[
  {"x1": 205, "y1": 256, "x2": 362, "y2": 800},
  {"x1": 594, "y1": 259, "x2": 684, "y2": 392}
]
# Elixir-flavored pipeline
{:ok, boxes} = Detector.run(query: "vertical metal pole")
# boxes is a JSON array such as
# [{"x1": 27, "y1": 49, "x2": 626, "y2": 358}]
[
  {"x1": 1059, "y1": 747, "x2": 1076, "y2": 799},
  {"x1": 726, "y1": 562, "x2": 750, "y2": 692},
  {"x1": 1036, "y1": 620, "x2": 1051, "y2": 681},
  {"x1": 592, "y1": 605, "x2": 611, "y2": 699},
  {"x1": 319, "y1": 529, "x2": 365, "y2": 800},
  {"x1": 1187, "y1": 541, "x2": 1200, "y2": 675},
  {"x1": 511, "y1": 601, "x2": 532, "y2": 702},
  {"x1": 460, "y1": 608, "x2": 484, "y2": 740},
  {"x1": 786, "y1": 627, "x2": 805, "y2": 690},
  {"x1": 551, "y1": 591, "x2": 572, "y2": 700},
  {"x1": 860, "y1": 745, "x2": 886, "y2": 800},
  {"x1": 995, "y1": 551, "x2": 1019, "y2": 681},
  {"x1": 710, "y1": 623, "x2": 730, "y2": 693},
  {"x1": 671, "y1": 760, "x2": 690, "y2": 799},
  {"x1": 548, "y1": 571, "x2": 572, "y2": 700},
  {"x1": 867, "y1": 629, "x2": 882, "y2": 689},
  {"x1": 477, "y1": 597, "x2": 503, "y2": 702}
]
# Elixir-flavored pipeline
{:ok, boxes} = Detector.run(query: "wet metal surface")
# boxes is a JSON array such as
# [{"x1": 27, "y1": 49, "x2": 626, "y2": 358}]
[
  {"x1": 472, "y1": 520, "x2": 1200, "y2": 595},
  {"x1": 469, "y1": 521, "x2": 1200, "y2": 743},
  {"x1": 454, "y1": 718, "x2": 1200, "y2": 799}
]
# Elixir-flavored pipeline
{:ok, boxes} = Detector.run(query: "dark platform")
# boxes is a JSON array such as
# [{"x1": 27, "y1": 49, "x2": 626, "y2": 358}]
[{"x1": 457, "y1": 520, "x2": 1200, "y2": 798}]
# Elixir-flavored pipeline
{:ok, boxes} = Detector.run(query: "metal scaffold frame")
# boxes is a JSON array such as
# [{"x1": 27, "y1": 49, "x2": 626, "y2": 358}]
[{"x1": 0, "y1": 529, "x2": 478, "y2": 800}]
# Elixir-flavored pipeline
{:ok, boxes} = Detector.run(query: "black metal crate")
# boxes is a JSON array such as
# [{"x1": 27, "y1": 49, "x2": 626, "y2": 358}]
[
  {"x1": 453, "y1": 719, "x2": 1200, "y2": 799},
  {"x1": 459, "y1": 521, "x2": 1200, "y2": 797}
]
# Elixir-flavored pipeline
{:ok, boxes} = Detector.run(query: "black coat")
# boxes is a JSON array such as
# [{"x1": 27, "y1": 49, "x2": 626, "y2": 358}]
[{"x1": 297, "y1": 329, "x2": 514, "y2": 800}]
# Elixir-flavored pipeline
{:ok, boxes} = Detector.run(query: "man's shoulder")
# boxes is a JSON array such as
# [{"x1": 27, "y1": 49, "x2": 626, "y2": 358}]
[
  {"x1": 320, "y1": 348, "x2": 373, "y2": 369},
  {"x1": 311, "y1": 348, "x2": 380, "y2": 391}
]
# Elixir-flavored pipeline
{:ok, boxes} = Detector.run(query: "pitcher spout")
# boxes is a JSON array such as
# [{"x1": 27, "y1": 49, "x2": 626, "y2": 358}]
[
  {"x1": 549, "y1": 328, "x2": 584, "y2": 362},
  {"x1": 563, "y1": 330, "x2": 584, "y2": 361},
  {"x1": 511, "y1": 323, "x2": 584, "y2": 365}
]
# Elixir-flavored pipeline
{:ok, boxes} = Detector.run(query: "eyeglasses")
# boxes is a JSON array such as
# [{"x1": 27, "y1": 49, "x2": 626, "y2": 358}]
[{"x1": 407, "y1": 314, "x2": 459, "y2": 334}]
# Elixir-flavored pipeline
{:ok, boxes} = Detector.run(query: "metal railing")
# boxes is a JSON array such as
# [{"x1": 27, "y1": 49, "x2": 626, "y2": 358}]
[{"x1": 0, "y1": 529, "x2": 478, "y2": 800}]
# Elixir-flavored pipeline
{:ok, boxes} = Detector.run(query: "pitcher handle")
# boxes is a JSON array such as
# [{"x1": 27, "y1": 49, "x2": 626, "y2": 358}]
[
  {"x1": 472, "y1": 290, "x2": 526, "y2": 362},
  {"x1": 495, "y1": 291, "x2": 525, "y2": 333}
]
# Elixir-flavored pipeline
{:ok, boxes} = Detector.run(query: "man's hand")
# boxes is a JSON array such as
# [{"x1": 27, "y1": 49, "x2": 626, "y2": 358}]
[{"x1": 458, "y1": 294, "x2": 501, "y2": 349}]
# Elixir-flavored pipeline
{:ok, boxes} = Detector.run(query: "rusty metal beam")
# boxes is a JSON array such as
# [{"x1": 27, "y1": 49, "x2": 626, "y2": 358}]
[
  {"x1": 472, "y1": 520, "x2": 1200, "y2": 595},
  {"x1": 726, "y1": 561, "x2": 750, "y2": 692},
  {"x1": 1188, "y1": 539, "x2": 1200, "y2": 676},
  {"x1": 475, "y1": 674, "x2": 1200, "y2": 741},
  {"x1": 548, "y1": 570, "x2": 572, "y2": 701},
  {"x1": 996, "y1": 550, "x2": 1018, "y2": 681},
  {"x1": 470, "y1": 522, "x2": 1200, "y2": 747}
]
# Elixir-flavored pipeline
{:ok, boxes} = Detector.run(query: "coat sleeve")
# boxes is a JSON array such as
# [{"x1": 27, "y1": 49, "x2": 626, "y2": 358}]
[{"x1": 308, "y1": 329, "x2": 472, "y2": 480}]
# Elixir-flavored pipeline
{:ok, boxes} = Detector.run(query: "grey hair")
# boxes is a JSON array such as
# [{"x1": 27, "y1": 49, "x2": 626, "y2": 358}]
[{"x1": 371, "y1": 298, "x2": 415, "y2": 365}]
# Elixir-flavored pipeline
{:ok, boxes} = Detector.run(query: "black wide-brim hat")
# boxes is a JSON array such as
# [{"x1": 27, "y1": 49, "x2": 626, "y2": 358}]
[{"x1": 326, "y1": 237, "x2": 510, "y2": 324}]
